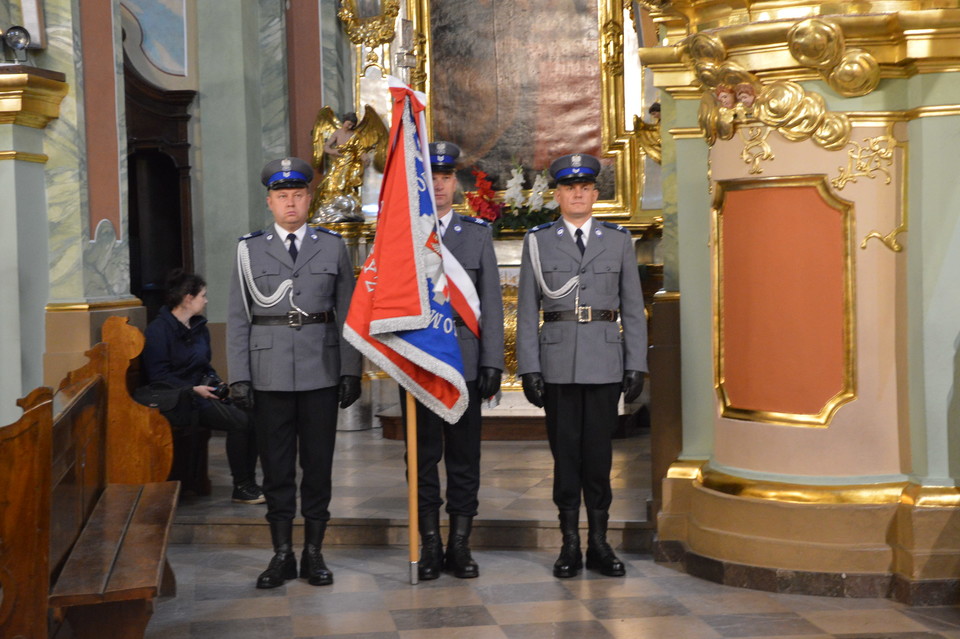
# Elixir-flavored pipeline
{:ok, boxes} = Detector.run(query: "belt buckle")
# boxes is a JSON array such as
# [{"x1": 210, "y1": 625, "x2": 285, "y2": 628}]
[
  {"x1": 287, "y1": 310, "x2": 304, "y2": 328},
  {"x1": 577, "y1": 305, "x2": 592, "y2": 323}
]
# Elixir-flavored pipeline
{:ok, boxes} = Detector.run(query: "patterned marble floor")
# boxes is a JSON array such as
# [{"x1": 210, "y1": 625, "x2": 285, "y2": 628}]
[
  {"x1": 149, "y1": 544, "x2": 960, "y2": 639},
  {"x1": 153, "y1": 425, "x2": 960, "y2": 638}
]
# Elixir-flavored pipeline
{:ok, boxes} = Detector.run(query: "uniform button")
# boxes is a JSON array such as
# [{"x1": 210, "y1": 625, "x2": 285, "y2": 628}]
[
  {"x1": 580, "y1": 268, "x2": 586, "y2": 273},
  {"x1": 581, "y1": 284, "x2": 587, "y2": 289},
  {"x1": 294, "y1": 273, "x2": 299, "y2": 278},
  {"x1": 295, "y1": 291, "x2": 301, "y2": 295}
]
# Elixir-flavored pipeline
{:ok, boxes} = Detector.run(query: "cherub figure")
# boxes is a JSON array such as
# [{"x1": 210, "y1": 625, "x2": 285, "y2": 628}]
[
  {"x1": 715, "y1": 84, "x2": 736, "y2": 109},
  {"x1": 735, "y1": 82, "x2": 757, "y2": 109},
  {"x1": 309, "y1": 105, "x2": 388, "y2": 222}
]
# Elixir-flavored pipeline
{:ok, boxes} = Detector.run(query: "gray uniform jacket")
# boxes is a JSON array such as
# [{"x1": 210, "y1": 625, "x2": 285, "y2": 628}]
[
  {"x1": 516, "y1": 219, "x2": 647, "y2": 385},
  {"x1": 443, "y1": 213, "x2": 505, "y2": 381},
  {"x1": 227, "y1": 226, "x2": 363, "y2": 391}
]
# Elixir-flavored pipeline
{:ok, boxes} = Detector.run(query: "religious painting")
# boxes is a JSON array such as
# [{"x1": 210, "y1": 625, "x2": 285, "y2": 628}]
[
  {"x1": 429, "y1": 0, "x2": 608, "y2": 196},
  {"x1": 413, "y1": 0, "x2": 649, "y2": 224}
]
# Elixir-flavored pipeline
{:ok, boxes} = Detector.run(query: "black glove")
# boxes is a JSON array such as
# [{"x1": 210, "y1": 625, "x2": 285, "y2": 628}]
[
  {"x1": 521, "y1": 372, "x2": 545, "y2": 408},
  {"x1": 338, "y1": 375, "x2": 361, "y2": 409},
  {"x1": 477, "y1": 367, "x2": 502, "y2": 399},
  {"x1": 229, "y1": 381, "x2": 254, "y2": 410},
  {"x1": 621, "y1": 370, "x2": 644, "y2": 404}
]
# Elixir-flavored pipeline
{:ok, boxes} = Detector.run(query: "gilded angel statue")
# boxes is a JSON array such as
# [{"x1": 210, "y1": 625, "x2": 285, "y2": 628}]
[{"x1": 309, "y1": 104, "x2": 389, "y2": 223}]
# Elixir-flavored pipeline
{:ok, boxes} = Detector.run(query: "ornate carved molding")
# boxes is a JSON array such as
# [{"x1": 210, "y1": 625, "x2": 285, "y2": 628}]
[
  {"x1": 685, "y1": 33, "x2": 851, "y2": 151},
  {"x1": 788, "y1": 19, "x2": 881, "y2": 98}
]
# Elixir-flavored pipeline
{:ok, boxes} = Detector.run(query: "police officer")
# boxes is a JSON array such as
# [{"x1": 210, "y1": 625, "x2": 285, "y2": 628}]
[
  {"x1": 227, "y1": 157, "x2": 363, "y2": 589},
  {"x1": 516, "y1": 153, "x2": 647, "y2": 578},
  {"x1": 404, "y1": 142, "x2": 504, "y2": 580}
]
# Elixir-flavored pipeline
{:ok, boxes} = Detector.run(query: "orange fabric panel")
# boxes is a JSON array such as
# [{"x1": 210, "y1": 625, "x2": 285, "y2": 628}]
[{"x1": 720, "y1": 185, "x2": 846, "y2": 416}]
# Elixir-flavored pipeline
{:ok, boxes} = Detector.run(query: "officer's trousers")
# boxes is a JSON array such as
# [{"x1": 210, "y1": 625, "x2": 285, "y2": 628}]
[
  {"x1": 254, "y1": 387, "x2": 339, "y2": 523},
  {"x1": 543, "y1": 382, "x2": 620, "y2": 512},
  {"x1": 401, "y1": 380, "x2": 482, "y2": 517}
]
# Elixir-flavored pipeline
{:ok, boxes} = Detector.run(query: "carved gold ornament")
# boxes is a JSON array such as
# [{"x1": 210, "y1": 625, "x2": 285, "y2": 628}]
[
  {"x1": 602, "y1": 19, "x2": 624, "y2": 76},
  {"x1": 829, "y1": 134, "x2": 907, "y2": 253},
  {"x1": 832, "y1": 135, "x2": 895, "y2": 191},
  {"x1": 829, "y1": 51, "x2": 881, "y2": 98},
  {"x1": 788, "y1": 19, "x2": 881, "y2": 98},
  {"x1": 738, "y1": 126, "x2": 774, "y2": 174},
  {"x1": 634, "y1": 114, "x2": 662, "y2": 164},
  {"x1": 787, "y1": 19, "x2": 844, "y2": 70},
  {"x1": 684, "y1": 27, "x2": 852, "y2": 151},
  {"x1": 338, "y1": 0, "x2": 401, "y2": 72}
]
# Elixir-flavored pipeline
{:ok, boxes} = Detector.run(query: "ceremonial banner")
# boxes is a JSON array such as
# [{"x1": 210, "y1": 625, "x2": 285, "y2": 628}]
[{"x1": 344, "y1": 77, "x2": 470, "y2": 424}]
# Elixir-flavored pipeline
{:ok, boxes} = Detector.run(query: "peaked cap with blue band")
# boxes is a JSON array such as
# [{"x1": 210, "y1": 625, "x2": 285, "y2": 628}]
[
  {"x1": 549, "y1": 153, "x2": 601, "y2": 185},
  {"x1": 260, "y1": 156, "x2": 314, "y2": 190},
  {"x1": 428, "y1": 141, "x2": 461, "y2": 173}
]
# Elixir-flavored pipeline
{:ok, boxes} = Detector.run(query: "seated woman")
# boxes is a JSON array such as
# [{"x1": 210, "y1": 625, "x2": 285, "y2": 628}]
[{"x1": 143, "y1": 269, "x2": 264, "y2": 504}]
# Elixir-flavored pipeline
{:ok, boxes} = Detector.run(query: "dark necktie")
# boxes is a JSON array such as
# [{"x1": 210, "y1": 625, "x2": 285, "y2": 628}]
[
  {"x1": 287, "y1": 233, "x2": 298, "y2": 262},
  {"x1": 438, "y1": 219, "x2": 445, "y2": 236},
  {"x1": 575, "y1": 228, "x2": 585, "y2": 255}
]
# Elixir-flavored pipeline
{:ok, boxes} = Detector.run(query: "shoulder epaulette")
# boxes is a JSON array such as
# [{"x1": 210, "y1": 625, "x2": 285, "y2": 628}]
[
  {"x1": 238, "y1": 229, "x2": 265, "y2": 242},
  {"x1": 530, "y1": 221, "x2": 557, "y2": 233},
  {"x1": 314, "y1": 225, "x2": 342, "y2": 237},
  {"x1": 462, "y1": 216, "x2": 490, "y2": 227},
  {"x1": 600, "y1": 221, "x2": 628, "y2": 233}
]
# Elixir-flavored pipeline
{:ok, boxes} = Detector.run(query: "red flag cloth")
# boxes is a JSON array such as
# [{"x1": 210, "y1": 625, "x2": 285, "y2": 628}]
[{"x1": 344, "y1": 78, "x2": 469, "y2": 423}]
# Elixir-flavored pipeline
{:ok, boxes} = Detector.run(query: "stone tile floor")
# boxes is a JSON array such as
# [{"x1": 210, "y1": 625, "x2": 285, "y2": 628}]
[
  {"x1": 150, "y1": 544, "x2": 960, "y2": 638},
  {"x1": 153, "y1": 426, "x2": 960, "y2": 638}
]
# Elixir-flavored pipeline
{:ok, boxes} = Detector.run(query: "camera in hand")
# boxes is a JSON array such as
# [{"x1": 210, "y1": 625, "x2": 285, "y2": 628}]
[{"x1": 200, "y1": 374, "x2": 230, "y2": 400}]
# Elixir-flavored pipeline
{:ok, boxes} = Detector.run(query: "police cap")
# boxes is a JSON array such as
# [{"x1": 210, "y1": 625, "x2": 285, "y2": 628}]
[
  {"x1": 549, "y1": 153, "x2": 601, "y2": 185},
  {"x1": 260, "y1": 157, "x2": 313, "y2": 190},
  {"x1": 428, "y1": 141, "x2": 460, "y2": 173}
]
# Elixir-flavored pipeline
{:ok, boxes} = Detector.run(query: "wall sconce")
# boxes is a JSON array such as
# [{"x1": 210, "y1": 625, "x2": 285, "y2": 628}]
[{"x1": 2, "y1": 26, "x2": 32, "y2": 63}]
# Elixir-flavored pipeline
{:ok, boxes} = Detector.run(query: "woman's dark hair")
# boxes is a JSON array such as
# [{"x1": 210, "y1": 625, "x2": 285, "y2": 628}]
[{"x1": 165, "y1": 269, "x2": 206, "y2": 309}]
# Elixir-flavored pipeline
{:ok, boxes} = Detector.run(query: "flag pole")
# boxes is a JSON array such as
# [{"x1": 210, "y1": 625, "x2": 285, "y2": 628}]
[{"x1": 406, "y1": 392, "x2": 420, "y2": 585}]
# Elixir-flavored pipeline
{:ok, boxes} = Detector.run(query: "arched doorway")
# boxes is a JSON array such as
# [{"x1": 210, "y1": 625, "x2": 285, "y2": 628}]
[{"x1": 124, "y1": 58, "x2": 196, "y2": 321}]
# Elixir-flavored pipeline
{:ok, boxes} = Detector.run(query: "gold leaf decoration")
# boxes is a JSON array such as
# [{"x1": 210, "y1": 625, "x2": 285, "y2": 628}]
[
  {"x1": 688, "y1": 33, "x2": 726, "y2": 64},
  {"x1": 813, "y1": 113, "x2": 853, "y2": 151},
  {"x1": 832, "y1": 135, "x2": 896, "y2": 191},
  {"x1": 788, "y1": 19, "x2": 844, "y2": 70},
  {"x1": 828, "y1": 50, "x2": 881, "y2": 97},
  {"x1": 739, "y1": 126, "x2": 775, "y2": 174}
]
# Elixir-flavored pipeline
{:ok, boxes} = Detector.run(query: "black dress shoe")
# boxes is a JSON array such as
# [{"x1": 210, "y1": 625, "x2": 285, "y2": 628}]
[
  {"x1": 300, "y1": 546, "x2": 334, "y2": 586},
  {"x1": 256, "y1": 550, "x2": 297, "y2": 588}
]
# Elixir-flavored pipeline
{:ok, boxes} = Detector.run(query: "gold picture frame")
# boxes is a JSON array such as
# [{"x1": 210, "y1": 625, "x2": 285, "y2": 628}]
[{"x1": 406, "y1": 0, "x2": 655, "y2": 230}]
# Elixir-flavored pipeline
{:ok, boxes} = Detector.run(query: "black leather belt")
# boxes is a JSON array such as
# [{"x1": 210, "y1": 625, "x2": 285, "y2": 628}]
[
  {"x1": 543, "y1": 307, "x2": 618, "y2": 323},
  {"x1": 252, "y1": 311, "x2": 334, "y2": 327}
]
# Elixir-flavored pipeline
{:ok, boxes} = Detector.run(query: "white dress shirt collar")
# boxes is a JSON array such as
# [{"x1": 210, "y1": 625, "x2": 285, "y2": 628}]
[{"x1": 563, "y1": 216, "x2": 593, "y2": 247}]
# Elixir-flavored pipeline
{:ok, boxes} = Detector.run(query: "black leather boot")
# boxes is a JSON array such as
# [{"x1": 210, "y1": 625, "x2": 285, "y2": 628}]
[
  {"x1": 418, "y1": 511, "x2": 444, "y2": 581},
  {"x1": 585, "y1": 509, "x2": 625, "y2": 577},
  {"x1": 300, "y1": 518, "x2": 334, "y2": 586},
  {"x1": 444, "y1": 515, "x2": 479, "y2": 578},
  {"x1": 256, "y1": 519, "x2": 297, "y2": 588},
  {"x1": 553, "y1": 509, "x2": 582, "y2": 578}
]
